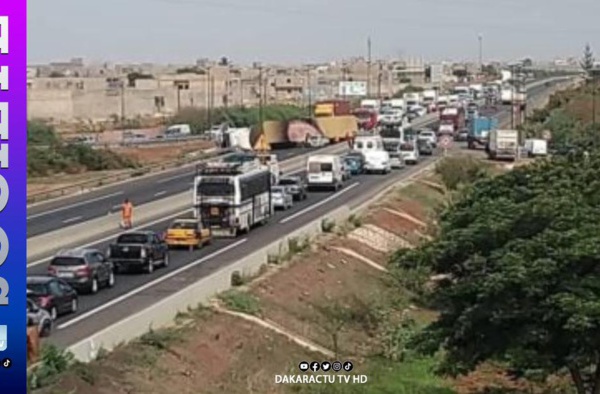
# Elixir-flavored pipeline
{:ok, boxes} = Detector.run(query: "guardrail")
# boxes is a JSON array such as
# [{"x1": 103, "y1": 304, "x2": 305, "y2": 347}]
[{"x1": 27, "y1": 148, "x2": 231, "y2": 205}]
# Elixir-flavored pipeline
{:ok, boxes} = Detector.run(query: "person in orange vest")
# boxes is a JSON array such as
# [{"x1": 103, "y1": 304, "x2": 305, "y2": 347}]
[{"x1": 121, "y1": 198, "x2": 134, "y2": 229}]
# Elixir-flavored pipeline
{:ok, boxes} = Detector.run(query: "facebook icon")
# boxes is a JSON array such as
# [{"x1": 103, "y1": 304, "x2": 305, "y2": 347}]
[
  {"x1": 0, "y1": 325, "x2": 7, "y2": 351},
  {"x1": 310, "y1": 362, "x2": 320, "y2": 372}
]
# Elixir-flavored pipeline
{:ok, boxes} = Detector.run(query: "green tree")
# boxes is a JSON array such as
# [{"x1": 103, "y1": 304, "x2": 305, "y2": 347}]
[
  {"x1": 393, "y1": 152, "x2": 600, "y2": 394},
  {"x1": 581, "y1": 43, "x2": 595, "y2": 74}
]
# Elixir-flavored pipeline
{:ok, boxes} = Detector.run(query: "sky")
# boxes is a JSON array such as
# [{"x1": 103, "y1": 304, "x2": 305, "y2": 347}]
[{"x1": 28, "y1": 0, "x2": 600, "y2": 65}]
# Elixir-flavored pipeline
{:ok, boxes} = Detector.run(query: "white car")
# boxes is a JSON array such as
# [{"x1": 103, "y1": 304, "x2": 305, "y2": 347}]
[
  {"x1": 400, "y1": 142, "x2": 420, "y2": 165},
  {"x1": 306, "y1": 135, "x2": 329, "y2": 148},
  {"x1": 418, "y1": 130, "x2": 437, "y2": 147},
  {"x1": 379, "y1": 108, "x2": 404, "y2": 125},
  {"x1": 271, "y1": 186, "x2": 293, "y2": 210}
]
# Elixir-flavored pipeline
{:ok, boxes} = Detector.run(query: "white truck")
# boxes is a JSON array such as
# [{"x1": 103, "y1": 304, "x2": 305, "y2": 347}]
[
  {"x1": 306, "y1": 154, "x2": 345, "y2": 191},
  {"x1": 164, "y1": 124, "x2": 192, "y2": 138},
  {"x1": 360, "y1": 99, "x2": 381, "y2": 111},
  {"x1": 487, "y1": 129, "x2": 519, "y2": 161},
  {"x1": 524, "y1": 139, "x2": 548, "y2": 157}
]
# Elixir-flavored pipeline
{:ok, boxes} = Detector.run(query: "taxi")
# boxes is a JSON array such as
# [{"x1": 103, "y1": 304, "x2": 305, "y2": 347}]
[{"x1": 164, "y1": 219, "x2": 212, "y2": 250}]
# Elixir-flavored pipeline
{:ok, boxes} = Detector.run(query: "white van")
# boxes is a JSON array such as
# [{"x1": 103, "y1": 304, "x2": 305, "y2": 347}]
[
  {"x1": 524, "y1": 139, "x2": 548, "y2": 157},
  {"x1": 306, "y1": 155, "x2": 344, "y2": 191},
  {"x1": 165, "y1": 124, "x2": 192, "y2": 138},
  {"x1": 353, "y1": 135, "x2": 391, "y2": 174}
]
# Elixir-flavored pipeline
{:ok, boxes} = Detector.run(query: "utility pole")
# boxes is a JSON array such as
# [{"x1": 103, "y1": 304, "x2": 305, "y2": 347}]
[
  {"x1": 120, "y1": 80, "x2": 126, "y2": 129},
  {"x1": 367, "y1": 36, "x2": 372, "y2": 97},
  {"x1": 306, "y1": 67, "x2": 312, "y2": 117},
  {"x1": 206, "y1": 68, "x2": 211, "y2": 127},
  {"x1": 258, "y1": 64, "x2": 264, "y2": 132},
  {"x1": 377, "y1": 62, "x2": 383, "y2": 100},
  {"x1": 176, "y1": 85, "x2": 182, "y2": 113},
  {"x1": 478, "y1": 34, "x2": 483, "y2": 74},
  {"x1": 209, "y1": 75, "x2": 215, "y2": 125}
]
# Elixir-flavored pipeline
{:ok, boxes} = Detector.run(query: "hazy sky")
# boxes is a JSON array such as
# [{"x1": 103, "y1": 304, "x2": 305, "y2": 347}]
[{"x1": 28, "y1": 0, "x2": 600, "y2": 65}]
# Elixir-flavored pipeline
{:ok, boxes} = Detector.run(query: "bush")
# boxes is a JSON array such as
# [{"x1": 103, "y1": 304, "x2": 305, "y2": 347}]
[
  {"x1": 169, "y1": 104, "x2": 307, "y2": 134},
  {"x1": 27, "y1": 121, "x2": 139, "y2": 177},
  {"x1": 28, "y1": 344, "x2": 74, "y2": 389},
  {"x1": 434, "y1": 156, "x2": 490, "y2": 191}
]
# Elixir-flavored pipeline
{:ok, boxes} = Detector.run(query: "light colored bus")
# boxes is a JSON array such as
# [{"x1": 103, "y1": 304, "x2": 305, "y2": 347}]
[{"x1": 193, "y1": 158, "x2": 273, "y2": 237}]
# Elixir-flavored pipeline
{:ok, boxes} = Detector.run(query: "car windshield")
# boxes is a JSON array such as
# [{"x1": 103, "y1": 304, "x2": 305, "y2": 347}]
[
  {"x1": 51, "y1": 257, "x2": 86, "y2": 266},
  {"x1": 27, "y1": 283, "x2": 49, "y2": 295},
  {"x1": 170, "y1": 221, "x2": 196, "y2": 230},
  {"x1": 117, "y1": 233, "x2": 149, "y2": 243},
  {"x1": 279, "y1": 178, "x2": 298, "y2": 185},
  {"x1": 400, "y1": 143, "x2": 414, "y2": 151},
  {"x1": 272, "y1": 187, "x2": 284, "y2": 194}
]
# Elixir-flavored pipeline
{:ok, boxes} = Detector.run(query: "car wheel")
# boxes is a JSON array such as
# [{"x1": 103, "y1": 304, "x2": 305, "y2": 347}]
[
  {"x1": 90, "y1": 277, "x2": 99, "y2": 294},
  {"x1": 50, "y1": 306, "x2": 58, "y2": 321},
  {"x1": 163, "y1": 253, "x2": 170, "y2": 268},
  {"x1": 70, "y1": 299, "x2": 78, "y2": 313},
  {"x1": 107, "y1": 271, "x2": 115, "y2": 288},
  {"x1": 146, "y1": 258, "x2": 154, "y2": 274}
]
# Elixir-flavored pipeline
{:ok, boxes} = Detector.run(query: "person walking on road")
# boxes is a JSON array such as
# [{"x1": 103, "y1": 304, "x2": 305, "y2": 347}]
[{"x1": 121, "y1": 198, "x2": 134, "y2": 229}]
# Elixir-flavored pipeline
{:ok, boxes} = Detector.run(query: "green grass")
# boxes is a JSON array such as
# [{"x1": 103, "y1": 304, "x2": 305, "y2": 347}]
[
  {"x1": 397, "y1": 184, "x2": 445, "y2": 213},
  {"x1": 219, "y1": 290, "x2": 262, "y2": 315},
  {"x1": 288, "y1": 356, "x2": 455, "y2": 394}
]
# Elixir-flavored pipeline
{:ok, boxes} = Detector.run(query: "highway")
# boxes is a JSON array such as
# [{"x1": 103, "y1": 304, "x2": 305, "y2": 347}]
[
  {"x1": 26, "y1": 78, "x2": 560, "y2": 238},
  {"x1": 29, "y1": 79, "x2": 565, "y2": 351}
]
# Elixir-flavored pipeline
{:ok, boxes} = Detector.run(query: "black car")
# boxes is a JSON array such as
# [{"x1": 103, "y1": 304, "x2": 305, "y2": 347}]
[
  {"x1": 417, "y1": 139, "x2": 434, "y2": 156},
  {"x1": 48, "y1": 248, "x2": 115, "y2": 294},
  {"x1": 344, "y1": 151, "x2": 366, "y2": 169},
  {"x1": 278, "y1": 176, "x2": 308, "y2": 201},
  {"x1": 108, "y1": 231, "x2": 170, "y2": 274},
  {"x1": 27, "y1": 276, "x2": 79, "y2": 320}
]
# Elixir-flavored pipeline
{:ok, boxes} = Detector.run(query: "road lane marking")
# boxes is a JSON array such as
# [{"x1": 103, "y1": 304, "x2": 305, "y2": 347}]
[
  {"x1": 156, "y1": 171, "x2": 194, "y2": 184},
  {"x1": 62, "y1": 216, "x2": 82, "y2": 224},
  {"x1": 27, "y1": 191, "x2": 124, "y2": 220},
  {"x1": 154, "y1": 190, "x2": 167, "y2": 197},
  {"x1": 27, "y1": 209, "x2": 193, "y2": 268},
  {"x1": 279, "y1": 182, "x2": 360, "y2": 224},
  {"x1": 57, "y1": 238, "x2": 248, "y2": 330}
]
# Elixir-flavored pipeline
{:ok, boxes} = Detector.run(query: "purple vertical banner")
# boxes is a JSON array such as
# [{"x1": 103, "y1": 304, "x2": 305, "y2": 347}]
[{"x1": 0, "y1": 0, "x2": 27, "y2": 392}]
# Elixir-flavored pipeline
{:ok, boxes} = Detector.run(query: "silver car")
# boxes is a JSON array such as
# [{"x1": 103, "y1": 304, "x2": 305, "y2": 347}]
[
  {"x1": 271, "y1": 186, "x2": 293, "y2": 210},
  {"x1": 27, "y1": 295, "x2": 52, "y2": 337}
]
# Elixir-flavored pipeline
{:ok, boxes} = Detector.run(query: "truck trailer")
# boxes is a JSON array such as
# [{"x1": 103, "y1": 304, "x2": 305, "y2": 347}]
[
  {"x1": 468, "y1": 116, "x2": 498, "y2": 150},
  {"x1": 487, "y1": 129, "x2": 518, "y2": 161}
]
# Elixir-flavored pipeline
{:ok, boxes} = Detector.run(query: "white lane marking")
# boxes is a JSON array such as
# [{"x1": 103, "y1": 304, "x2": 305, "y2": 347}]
[
  {"x1": 62, "y1": 216, "x2": 82, "y2": 224},
  {"x1": 27, "y1": 191, "x2": 124, "y2": 220},
  {"x1": 280, "y1": 182, "x2": 360, "y2": 224},
  {"x1": 27, "y1": 209, "x2": 192, "y2": 268},
  {"x1": 154, "y1": 190, "x2": 167, "y2": 197},
  {"x1": 156, "y1": 171, "x2": 194, "y2": 184},
  {"x1": 57, "y1": 238, "x2": 248, "y2": 330}
]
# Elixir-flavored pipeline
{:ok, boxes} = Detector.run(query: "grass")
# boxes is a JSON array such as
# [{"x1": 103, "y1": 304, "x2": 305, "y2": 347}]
[
  {"x1": 397, "y1": 183, "x2": 445, "y2": 214},
  {"x1": 288, "y1": 356, "x2": 456, "y2": 394},
  {"x1": 219, "y1": 289, "x2": 262, "y2": 315}
]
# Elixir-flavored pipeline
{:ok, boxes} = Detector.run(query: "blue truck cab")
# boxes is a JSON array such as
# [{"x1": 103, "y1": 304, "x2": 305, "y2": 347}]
[{"x1": 467, "y1": 116, "x2": 498, "y2": 150}]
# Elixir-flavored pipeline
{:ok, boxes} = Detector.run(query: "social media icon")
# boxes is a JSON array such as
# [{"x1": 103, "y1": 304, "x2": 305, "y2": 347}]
[
  {"x1": 343, "y1": 361, "x2": 353, "y2": 372},
  {"x1": 0, "y1": 325, "x2": 6, "y2": 351},
  {"x1": 310, "y1": 362, "x2": 320, "y2": 372},
  {"x1": 299, "y1": 361, "x2": 309, "y2": 372},
  {"x1": 332, "y1": 361, "x2": 342, "y2": 372},
  {"x1": 2, "y1": 358, "x2": 10, "y2": 368},
  {"x1": 321, "y1": 361, "x2": 331, "y2": 371}
]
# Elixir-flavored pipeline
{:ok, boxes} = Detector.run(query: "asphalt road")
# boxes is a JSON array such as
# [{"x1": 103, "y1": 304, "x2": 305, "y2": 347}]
[
  {"x1": 37, "y1": 151, "x2": 443, "y2": 349},
  {"x1": 27, "y1": 80, "x2": 560, "y2": 239},
  {"x1": 26, "y1": 147, "x2": 324, "y2": 237}
]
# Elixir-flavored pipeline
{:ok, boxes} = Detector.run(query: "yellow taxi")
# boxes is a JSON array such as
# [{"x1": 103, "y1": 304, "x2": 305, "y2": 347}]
[{"x1": 164, "y1": 219, "x2": 212, "y2": 250}]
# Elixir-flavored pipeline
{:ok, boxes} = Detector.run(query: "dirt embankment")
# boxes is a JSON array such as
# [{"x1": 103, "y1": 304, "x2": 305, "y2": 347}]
[{"x1": 32, "y1": 159, "x2": 566, "y2": 394}]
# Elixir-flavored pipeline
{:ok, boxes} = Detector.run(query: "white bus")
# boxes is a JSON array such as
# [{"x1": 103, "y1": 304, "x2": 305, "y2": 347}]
[{"x1": 193, "y1": 158, "x2": 273, "y2": 237}]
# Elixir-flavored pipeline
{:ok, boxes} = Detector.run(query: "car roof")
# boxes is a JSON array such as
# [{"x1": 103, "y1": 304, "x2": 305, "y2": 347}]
[
  {"x1": 53, "y1": 248, "x2": 98, "y2": 259},
  {"x1": 280, "y1": 175, "x2": 300, "y2": 180},
  {"x1": 27, "y1": 275, "x2": 55, "y2": 284}
]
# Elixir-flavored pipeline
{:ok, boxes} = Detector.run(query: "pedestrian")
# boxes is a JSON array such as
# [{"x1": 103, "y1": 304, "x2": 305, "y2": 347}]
[{"x1": 121, "y1": 198, "x2": 134, "y2": 229}]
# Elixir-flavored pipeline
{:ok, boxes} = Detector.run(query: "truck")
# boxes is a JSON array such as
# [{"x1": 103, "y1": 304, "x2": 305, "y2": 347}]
[
  {"x1": 467, "y1": 116, "x2": 499, "y2": 150},
  {"x1": 439, "y1": 107, "x2": 465, "y2": 135},
  {"x1": 487, "y1": 129, "x2": 518, "y2": 161},
  {"x1": 314, "y1": 100, "x2": 352, "y2": 117},
  {"x1": 353, "y1": 108, "x2": 378, "y2": 131},
  {"x1": 422, "y1": 90, "x2": 437, "y2": 111},
  {"x1": 107, "y1": 231, "x2": 170, "y2": 274},
  {"x1": 360, "y1": 99, "x2": 380, "y2": 111}
]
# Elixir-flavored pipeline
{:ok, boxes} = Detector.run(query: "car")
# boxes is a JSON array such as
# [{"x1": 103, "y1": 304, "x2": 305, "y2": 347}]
[
  {"x1": 455, "y1": 128, "x2": 469, "y2": 141},
  {"x1": 417, "y1": 139, "x2": 434, "y2": 156},
  {"x1": 379, "y1": 108, "x2": 404, "y2": 125},
  {"x1": 341, "y1": 161, "x2": 352, "y2": 181},
  {"x1": 48, "y1": 248, "x2": 115, "y2": 294},
  {"x1": 400, "y1": 141, "x2": 420, "y2": 165},
  {"x1": 271, "y1": 186, "x2": 293, "y2": 210},
  {"x1": 418, "y1": 130, "x2": 437, "y2": 147},
  {"x1": 342, "y1": 155, "x2": 364, "y2": 175},
  {"x1": 27, "y1": 276, "x2": 79, "y2": 320},
  {"x1": 306, "y1": 135, "x2": 329, "y2": 148},
  {"x1": 278, "y1": 176, "x2": 307, "y2": 201},
  {"x1": 107, "y1": 231, "x2": 170, "y2": 274},
  {"x1": 27, "y1": 296, "x2": 53, "y2": 337},
  {"x1": 165, "y1": 219, "x2": 212, "y2": 250}
]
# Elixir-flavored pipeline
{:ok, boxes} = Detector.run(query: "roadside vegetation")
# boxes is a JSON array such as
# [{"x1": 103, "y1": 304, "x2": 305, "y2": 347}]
[
  {"x1": 27, "y1": 121, "x2": 138, "y2": 177},
  {"x1": 169, "y1": 104, "x2": 309, "y2": 134}
]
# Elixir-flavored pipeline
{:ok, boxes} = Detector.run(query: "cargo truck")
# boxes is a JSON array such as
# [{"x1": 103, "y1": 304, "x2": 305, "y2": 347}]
[
  {"x1": 313, "y1": 100, "x2": 357, "y2": 142},
  {"x1": 314, "y1": 100, "x2": 351, "y2": 117},
  {"x1": 439, "y1": 107, "x2": 465, "y2": 135},
  {"x1": 467, "y1": 116, "x2": 498, "y2": 150},
  {"x1": 487, "y1": 129, "x2": 518, "y2": 161}
]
